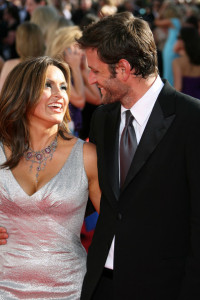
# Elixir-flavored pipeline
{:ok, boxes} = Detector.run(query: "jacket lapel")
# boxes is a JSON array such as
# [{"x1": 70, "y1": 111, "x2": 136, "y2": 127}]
[
  {"x1": 104, "y1": 103, "x2": 121, "y2": 202},
  {"x1": 121, "y1": 81, "x2": 176, "y2": 193}
]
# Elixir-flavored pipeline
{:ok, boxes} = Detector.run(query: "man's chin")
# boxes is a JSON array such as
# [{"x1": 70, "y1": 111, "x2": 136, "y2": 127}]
[{"x1": 102, "y1": 95, "x2": 120, "y2": 105}]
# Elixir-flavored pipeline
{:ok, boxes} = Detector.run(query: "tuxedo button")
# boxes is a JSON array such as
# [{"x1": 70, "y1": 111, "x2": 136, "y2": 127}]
[{"x1": 117, "y1": 213, "x2": 122, "y2": 221}]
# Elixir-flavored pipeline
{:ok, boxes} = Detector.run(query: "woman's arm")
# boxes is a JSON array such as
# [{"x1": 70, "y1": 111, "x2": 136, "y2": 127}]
[
  {"x1": 173, "y1": 58, "x2": 182, "y2": 91},
  {"x1": 154, "y1": 1, "x2": 174, "y2": 29},
  {"x1": 64, "y1": 46, "x2": 85, "y2": 109},
  {"x1": 81, "y1": 54, "x2": 102, "y2": 106},
  {"x1": 83, "y1": 142, "x2": 101, "y2": 214},
  {"x1": 154, "y1": 18, "x2": 173, "y2": 28}
]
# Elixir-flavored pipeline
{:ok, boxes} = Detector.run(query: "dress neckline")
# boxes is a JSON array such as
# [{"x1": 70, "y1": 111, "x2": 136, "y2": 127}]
[{"x1": 0, "y1": 139, "x2": 81, "y2": 198}]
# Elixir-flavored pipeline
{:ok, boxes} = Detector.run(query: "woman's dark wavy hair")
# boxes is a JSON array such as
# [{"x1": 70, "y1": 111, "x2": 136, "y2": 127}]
[
  {"x1": 77, "y1": 11, "x2": 158, "y2": 78},
  {"x1": 179, "y1": 26, "x2": 200, "y2": 65},
  {"x1": 0, "y1": 56, "x2": 71, "y2": 169}
]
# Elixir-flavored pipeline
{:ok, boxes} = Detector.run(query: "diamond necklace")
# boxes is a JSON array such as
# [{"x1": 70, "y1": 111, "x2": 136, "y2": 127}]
[{"x1": 24, "y1": 135, "x2": 58, "y2": 183}]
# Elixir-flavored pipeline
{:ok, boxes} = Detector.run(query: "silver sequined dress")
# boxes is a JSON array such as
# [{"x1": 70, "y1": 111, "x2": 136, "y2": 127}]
[{"x1": 0, "y1": 139, "x2": 88, "y2": 299}]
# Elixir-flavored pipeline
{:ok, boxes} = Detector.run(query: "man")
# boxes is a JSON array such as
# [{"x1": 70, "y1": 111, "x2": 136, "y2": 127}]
[{"x1": 77, "y1": 11, "x2": 200, "y2": 300}]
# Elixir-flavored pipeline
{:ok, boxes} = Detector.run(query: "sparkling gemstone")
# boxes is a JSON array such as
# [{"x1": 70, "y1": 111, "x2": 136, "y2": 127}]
[
  {"x1": 37, "y1": 166, "x2": 41, "y2": 171},
  {"x1": 36, "y1": 153, "x2": 43, "y2": 160},
  {"x1": 27, "y1": 152, "x2": 32, "y2": 159},
  {"x1": 45, "y1": 147, "x2": 51, "y2": 154}
]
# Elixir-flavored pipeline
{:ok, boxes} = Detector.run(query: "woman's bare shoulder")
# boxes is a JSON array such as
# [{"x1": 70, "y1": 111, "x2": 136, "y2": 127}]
[
  {"x1": 83, "y1": 141, "x2": 96, "y2": 157},
  {"x1": 3, "y1": 59, "x2": 20, "y2": 72},
  {"x1": 0, "y1": 59, "x2": 20, "y2": 90}
]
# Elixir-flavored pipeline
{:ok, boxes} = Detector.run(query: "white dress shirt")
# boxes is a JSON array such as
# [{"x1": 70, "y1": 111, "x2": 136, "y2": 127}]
[{"x1": 105, "y1": 75, "x2": 164, "y2": 270}]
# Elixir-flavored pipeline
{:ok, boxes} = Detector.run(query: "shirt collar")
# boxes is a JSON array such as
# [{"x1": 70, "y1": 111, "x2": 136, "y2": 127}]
[{"x1": 121, "y1": 75, "x2": 164, "y2": 126}]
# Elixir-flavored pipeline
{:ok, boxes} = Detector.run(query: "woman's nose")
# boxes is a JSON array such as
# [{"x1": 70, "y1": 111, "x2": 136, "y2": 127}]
[{"x1": 53, "y1": 86, "x2": 62, "y2": 97}]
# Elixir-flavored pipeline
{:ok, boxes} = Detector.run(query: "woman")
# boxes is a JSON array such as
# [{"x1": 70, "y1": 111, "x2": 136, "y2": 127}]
[
  {"x1": 173, "y1": 26, "x2": 200, "y2": 99},
  {"x1": 45, "y1": 15, "x2": 74, "y2": 49},
  {"x1": 0, "y1": 56, "x2": 100, "y2": 299},
  {"x1": 0, "y1": 21, "x2": 45, "y2": 91},
  {"x1": 31, "y1": 5, "x2": 59, "y2": 43}
]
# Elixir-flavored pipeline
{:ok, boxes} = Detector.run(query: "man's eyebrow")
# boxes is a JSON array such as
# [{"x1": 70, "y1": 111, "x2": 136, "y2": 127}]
[{"x1": 88, "y1": 66, "x2": 98, "y2": 71}]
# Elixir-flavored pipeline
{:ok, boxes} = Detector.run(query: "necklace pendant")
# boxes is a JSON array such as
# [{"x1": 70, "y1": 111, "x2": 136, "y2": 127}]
[
  {"x1": 36, "y1": 172, "x2": 39, "y2": 184},
  {"x1": 24, "y1": 135, "x2": 58, "y2": 183},
  {"x1": 36, "y1": 153, "x2": 43, "y2": 160},
  {"x1": 45, "y1": 146, "x2": 51, "y2": 154},
  {"x1": 26, "y1": 152, "x2": 33, "y2": 159}
]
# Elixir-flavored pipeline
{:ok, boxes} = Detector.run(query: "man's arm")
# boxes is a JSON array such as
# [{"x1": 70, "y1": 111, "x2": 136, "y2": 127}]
[{"x1": 0, "y1": 227, "x2": 8, "y2": 245}]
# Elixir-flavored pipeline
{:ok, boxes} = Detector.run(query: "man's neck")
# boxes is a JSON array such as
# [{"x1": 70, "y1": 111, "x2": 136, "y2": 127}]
[{"x1": 121, "y1": 74, "x2": 157, "y2": 109}]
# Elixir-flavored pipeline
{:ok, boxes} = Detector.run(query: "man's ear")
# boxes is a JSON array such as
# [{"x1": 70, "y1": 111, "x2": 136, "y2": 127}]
[{"x1": 116, "y1": 59, "x2": 132, "y2": 81}]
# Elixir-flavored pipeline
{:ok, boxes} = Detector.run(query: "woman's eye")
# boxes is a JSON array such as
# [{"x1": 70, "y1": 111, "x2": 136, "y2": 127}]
[
  {"x1": 45, "y1": 82, "x2": 52, "y2": 88},
  {"x1": 61, "y1": 85, "x2": 67, "y2": 91}
]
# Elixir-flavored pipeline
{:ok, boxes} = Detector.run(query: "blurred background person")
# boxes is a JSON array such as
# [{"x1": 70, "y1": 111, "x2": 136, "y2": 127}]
[
  {"x1": 183, "y1": 2, "x2": 199, "y2": 24},
  {"x1": 0, "y1": 21, "x2": 45, "y2": 91},
  {"x1": 79, "y1": 11, "x2": 99, "y2": 31},
  {"x1": 183, "y1": 14, "x2": 199, "y2": 30},
  {"x1": 0, "y1": 55, "x2": 4, "y2": 73},
  {"x1": 46, "y1": 26, "x2": 85, "y2": 136},
  {"x1": 25, "y1": 0, "x2": 47, "y2": 17},
  {"x1": 117, "y1": 0, "x2": 141, "y2": 17},
  {"x1": 71, "y1": 0, "x2": 97, "y2": 26},
  {"x1": 154, "y1": 0, "x2": 182, "y2": 86},
  {"x1": 0, "y1": 5, "x2": 20, "y2": 60},
  {"x1": 98, "y1": 0, "x2": 118, "y2": 17},
  {"x1": 62, "y1": 0, "x2": 73, "y2": 20},
  {"x1": 48, "y1": 0, "x2": 65, "y2": 16},
  {"x1": 46, "y1": 25, "x2": 101, "y2": 137},
  {"x1": 30, "y1": 5, "x2": 59, "y2": 43},
  {"x1": 45, "y1": 15, "x2": 74, "y2": 48},
  {"x1": 173, "y1": 26, "x2": 200, "y2": 99}
]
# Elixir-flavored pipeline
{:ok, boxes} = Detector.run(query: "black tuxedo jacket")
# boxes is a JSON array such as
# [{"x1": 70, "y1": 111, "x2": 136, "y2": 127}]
[{"x1": 81, "y1": 81, "x2": 200, "y2": 300}]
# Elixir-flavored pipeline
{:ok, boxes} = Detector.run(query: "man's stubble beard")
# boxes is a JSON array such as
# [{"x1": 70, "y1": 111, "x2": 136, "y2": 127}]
[
  {"x1": 100, "y1": 76, "x2": 128, "y2": 105},
  {"x1": 101, "y1": 83, "x2": 129, "y2": 105},
  {"x1": 101, "y1": 93, "x2": 121, "y2": 105}
]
